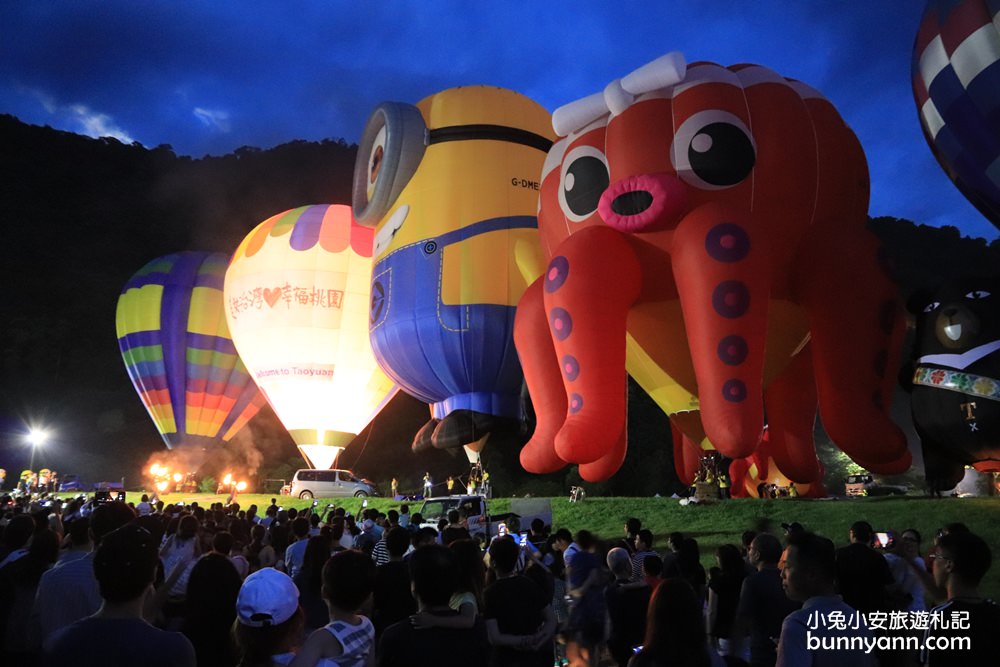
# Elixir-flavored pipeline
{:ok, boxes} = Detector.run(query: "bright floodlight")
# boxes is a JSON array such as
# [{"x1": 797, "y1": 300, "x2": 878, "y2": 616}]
[{"x1": 27, "y1": 428, "x2": 49, "y2": 447}]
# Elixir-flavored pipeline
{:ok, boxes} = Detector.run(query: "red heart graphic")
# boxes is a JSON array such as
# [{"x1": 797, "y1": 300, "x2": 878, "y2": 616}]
[{"x1": 263, "y1": 287, "x2": 282, "y2": 307}]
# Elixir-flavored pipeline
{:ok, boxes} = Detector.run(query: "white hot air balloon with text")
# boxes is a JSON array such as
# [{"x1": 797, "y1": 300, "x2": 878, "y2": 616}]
[{"x1": 224, "y1": 204, "x2": 397, "y2": 469}]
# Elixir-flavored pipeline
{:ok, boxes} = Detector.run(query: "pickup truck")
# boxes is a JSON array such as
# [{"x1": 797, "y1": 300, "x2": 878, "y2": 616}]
[
  {"x1": 417, "y1": 495, "x2": 553, "y2": 540},
  {"x1": 419, "y1": 495, "x2": 492, "y2": 537}
]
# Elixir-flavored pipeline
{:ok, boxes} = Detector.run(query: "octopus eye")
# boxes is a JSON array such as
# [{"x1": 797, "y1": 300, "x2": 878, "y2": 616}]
[
  {"x1": 923, "y1": 301, "x2": 941, "y2": 313},
  {"x1": 965, "y1": 290, "x2": 991, "y2": 299},
  {"x1": 559, "y1": 145, "x2": 610, "y2": 222},
  {"x1": 672, "y1": 110, "x2": 756, "y2": 189}
]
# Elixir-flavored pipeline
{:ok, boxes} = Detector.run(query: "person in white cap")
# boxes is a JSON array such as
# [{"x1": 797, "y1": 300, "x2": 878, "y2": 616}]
[{"x1": 234, "y1": 568, "x2": 304, "y2": 666}]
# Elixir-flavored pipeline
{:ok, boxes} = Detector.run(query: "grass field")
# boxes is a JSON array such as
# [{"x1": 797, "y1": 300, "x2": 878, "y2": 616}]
[{"x1": 130, "y1": 492, "x2": 1000, "y2": 599}]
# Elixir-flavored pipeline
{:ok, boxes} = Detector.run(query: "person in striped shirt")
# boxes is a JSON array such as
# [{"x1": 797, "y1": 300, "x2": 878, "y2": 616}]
[
  {"x1": 291, "y1": 550, "x2": 376, "y2": 667},
  {"x1": 631, "y1": 529, "x2": 659, "y2": 582}
]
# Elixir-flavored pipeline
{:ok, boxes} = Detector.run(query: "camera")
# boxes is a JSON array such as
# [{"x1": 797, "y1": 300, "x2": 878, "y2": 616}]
[
  {"x1": 875, "y1": 531, "x2": 895, "y2": 549},
  {"x1": 95, "y1": 490, "x2": 126, "y2": 504}
]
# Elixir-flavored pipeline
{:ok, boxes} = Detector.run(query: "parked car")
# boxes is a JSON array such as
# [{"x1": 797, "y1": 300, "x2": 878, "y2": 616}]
[
  {"x1": 58, "y1": 474, "x2": 84, "y2": 492},
  {"x1": 845, "y1": 473, "x2": 908, "y2": 497},
  {"x1": 288, "y1": 469, "x2": 378, "y2": 499},
  {"x1": 58, "y1": 476, "x2": 125, "y2": 494}
]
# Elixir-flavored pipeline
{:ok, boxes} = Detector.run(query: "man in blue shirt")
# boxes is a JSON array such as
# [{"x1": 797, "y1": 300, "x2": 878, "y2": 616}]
[
  {"x1": 776, "y1": 532, "x2": 876, "y2": 667},
  {"x1": 42, "y1": 524, "x2": 195, "y2": 667},
  {"x1": 284, "y1": 517, "x2": 311, "y2": 578}
]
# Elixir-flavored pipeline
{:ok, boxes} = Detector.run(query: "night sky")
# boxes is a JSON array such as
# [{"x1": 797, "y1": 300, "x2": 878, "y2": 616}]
[{"x1": 2, "y1": 1, "x2": 998, "y2": 240}]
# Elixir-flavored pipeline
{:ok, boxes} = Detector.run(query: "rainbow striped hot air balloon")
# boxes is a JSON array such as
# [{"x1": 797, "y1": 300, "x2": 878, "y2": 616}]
[
  {"x1": 914, "y1": 0, "x2": 1000, "y2": 231},
  {"x1": 116, "y1": 252, "x2": 266, "y2": 450},
  {"x1": 224, "y1": 204, "x2": 397, "y2": 470}
]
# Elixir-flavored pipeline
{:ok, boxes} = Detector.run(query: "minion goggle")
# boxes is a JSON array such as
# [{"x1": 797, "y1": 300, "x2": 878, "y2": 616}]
[{"x1": 351, "y1": 102, "x2": 553, "y2": 226}]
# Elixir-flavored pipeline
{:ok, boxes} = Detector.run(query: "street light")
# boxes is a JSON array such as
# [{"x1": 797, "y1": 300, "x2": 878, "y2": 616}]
[{"x1": 26, "y1": 427, "x2": 49, "y2": 473}]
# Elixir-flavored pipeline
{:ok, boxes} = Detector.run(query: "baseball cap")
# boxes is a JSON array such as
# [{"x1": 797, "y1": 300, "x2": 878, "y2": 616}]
[
  {"x1": 236, "y1": 568, "x2": 299, "y2": 627},
  {"x1": 93, "y1": 524, "x2": 158, "y2": 601},
  {"x1": 781, "y1": 521, "x2": 804, "y2": 534}
]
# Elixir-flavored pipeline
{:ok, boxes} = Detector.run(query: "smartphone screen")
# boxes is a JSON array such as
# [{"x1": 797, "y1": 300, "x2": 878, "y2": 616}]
[
  {"x1": 519, "y1": 533, "x2": 527, "y2": 547},
  {"x1": 876, "y1": 532, "x2": 894, "y2": 548}
]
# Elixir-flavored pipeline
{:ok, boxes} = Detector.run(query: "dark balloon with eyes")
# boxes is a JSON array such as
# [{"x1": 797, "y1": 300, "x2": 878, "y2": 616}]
[{"x1": 904, "y1": 276, "x2": 1000, "y2": 491}]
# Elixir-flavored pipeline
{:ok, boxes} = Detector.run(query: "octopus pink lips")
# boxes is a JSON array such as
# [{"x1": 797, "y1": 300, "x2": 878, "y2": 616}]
[{"x1": 598, "y1": 172, "x2": 688, "y2": 233}]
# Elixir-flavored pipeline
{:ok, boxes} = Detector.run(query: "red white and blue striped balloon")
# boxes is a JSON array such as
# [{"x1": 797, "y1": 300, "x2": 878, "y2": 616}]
[{"x1": 913, "y1": 0, "x2": 1000, "y2": 231}]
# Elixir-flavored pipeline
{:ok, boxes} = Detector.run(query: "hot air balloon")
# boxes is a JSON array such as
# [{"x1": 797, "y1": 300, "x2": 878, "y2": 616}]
[
  {"x1": 903, "y1": 276, "x2": 1000, "y2": 491},
  {"x1": 728, "y1": 430, "x2": 826, "y2": 499},
  {"x1": 352, "y1": 86, "x2": 554, "y2": 456},
  {"x1": 913, "y1": 0, "x2": 1000, "y2": 232},
  {"x1": 520, "y1": 105, "x2": 707, "y2": 482},
  {"x1": 116, "y1": 252, "x2": 266, "y2": 450},
  {"x1": 517, "y1": 53, "x2": 911, "y2": 481},
  {"x1": 224, "y1": 204, "x2": 397, "y2": 470}
]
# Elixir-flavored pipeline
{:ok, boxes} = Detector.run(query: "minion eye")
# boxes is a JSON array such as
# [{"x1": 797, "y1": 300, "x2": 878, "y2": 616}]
[
  {"x1": 352, "y1": 103, "x2": 427, "y2": 226},
  {"x1": 672, "y1": 110, "x2": 755, "y2": 190},
  {"x1": 369, "y1": 129, "x2": 386, "y2": 186},
  {"x1": 558, "y1": 145, "x2": 609, "y2": 222},
  {"x1": 364, "y1": 125, "x2": 389, "y2": 205},
  {"x1": 965, "y1": 290, "x2": 991, "y2": 299},
  {"x1": 923, "y1": 301, "x2": 940, "y2": 313}
]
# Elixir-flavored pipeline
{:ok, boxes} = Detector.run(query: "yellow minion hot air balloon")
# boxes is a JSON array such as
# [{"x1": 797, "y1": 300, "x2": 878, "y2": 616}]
[{"x1": 353, "y1": 86, "x2": 554, "y2": 455}]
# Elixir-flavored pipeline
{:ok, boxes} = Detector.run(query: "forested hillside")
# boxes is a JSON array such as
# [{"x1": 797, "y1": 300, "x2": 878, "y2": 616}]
[{"x1": 2, "y1": 114, "x2": 998, "y2": 494}]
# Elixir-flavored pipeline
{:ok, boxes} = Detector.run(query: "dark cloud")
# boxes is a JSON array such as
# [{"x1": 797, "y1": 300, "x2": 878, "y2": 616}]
[{"x1": 1, "y1": 0, "x2": 996, "y2": 238}]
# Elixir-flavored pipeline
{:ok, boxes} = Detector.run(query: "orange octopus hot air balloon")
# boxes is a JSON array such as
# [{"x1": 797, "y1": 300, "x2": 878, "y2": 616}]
[{"x1": 516, "y1": 53, "x2": 911, "y2": 481}]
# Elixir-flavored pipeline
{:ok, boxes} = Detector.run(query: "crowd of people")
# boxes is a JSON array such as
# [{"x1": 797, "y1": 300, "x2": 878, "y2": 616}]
[{"x1": 0, "y1": 491, "x2": 998, "y2": 667}]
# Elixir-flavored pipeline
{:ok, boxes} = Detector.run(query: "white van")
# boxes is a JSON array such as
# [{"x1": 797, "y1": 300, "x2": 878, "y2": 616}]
[{"x1": 289, "y1": 469, "x2": 378, "y2": 499}]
